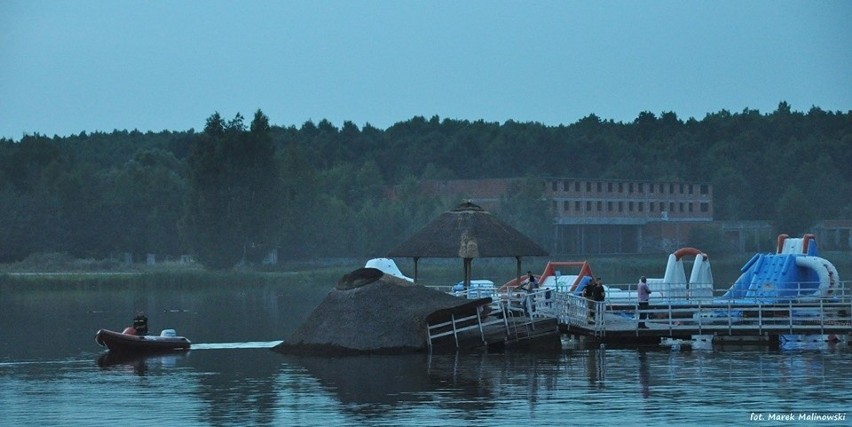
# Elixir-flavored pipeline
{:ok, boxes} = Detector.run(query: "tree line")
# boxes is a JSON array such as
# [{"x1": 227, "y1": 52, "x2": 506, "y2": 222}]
[{"x1": 0, "y1": 102, "x2": 849, "y2": 267}]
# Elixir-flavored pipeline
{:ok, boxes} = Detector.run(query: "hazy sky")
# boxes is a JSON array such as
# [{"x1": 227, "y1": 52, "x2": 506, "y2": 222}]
[{"x1": 1, "y1": 1, "x2": 850, "y2": 140}]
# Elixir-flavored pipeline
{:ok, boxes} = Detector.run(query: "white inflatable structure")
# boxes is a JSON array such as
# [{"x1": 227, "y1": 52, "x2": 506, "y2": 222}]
[{"x1": 364, "y1": 258, "x2": 414, "y2": 283}]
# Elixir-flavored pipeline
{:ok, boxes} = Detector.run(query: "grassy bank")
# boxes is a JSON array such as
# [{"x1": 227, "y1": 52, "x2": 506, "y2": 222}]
[{"x1": 2, "y1": 251, "x2": 849, "y2": 291}]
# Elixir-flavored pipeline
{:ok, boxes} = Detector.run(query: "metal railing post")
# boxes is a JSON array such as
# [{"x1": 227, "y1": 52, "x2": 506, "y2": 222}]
[
  {"x1": 451, "y1": 314, "x2": 459, "y2": 348},
  {"x1": 477, "y1": 307, "x2": 486, "y2": 345},
  {"x1": 788, "y1": 300, "x2": 793, "y2": 335},
  {"x1": 727, "y1": 302, "x2": 732, "y2": 336}
]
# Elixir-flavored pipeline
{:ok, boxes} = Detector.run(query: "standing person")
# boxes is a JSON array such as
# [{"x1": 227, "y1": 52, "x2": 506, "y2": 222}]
[
  {"x1": 527, "y1": 271, "x2": 538, "y2": 290},
  {"x1": 592, "y1": 277, "x2": 606, "y2": 323},
  {"x1": 518, "y1": 271, "x2": 537, "y2": 291},
  {"x1": 583, "y1": 277, "x2": 603, "y2": 323},
  {"x1": 133, "y1": 311, "x2": 149, "y2": 336},
  {"x1": 519, "y1": 271, "x2": 538, "y2": 315},
  {"x1": 582, "y1": 278, "x2": 594, "y2": 322},
  {"x1": 637, "y1": 276, "x2": 652, "y2": 329}
]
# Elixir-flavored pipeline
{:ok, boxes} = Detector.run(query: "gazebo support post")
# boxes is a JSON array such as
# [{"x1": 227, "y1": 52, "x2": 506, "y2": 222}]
[
  {"x1": 413, "y1": 257, "x2": 420, "y2": 283},
  {"x1": 463, "y1": 257, "x2": 472, "y2": 289},
  {"x1": 515, "y1": 256, "x2": 522, "y2": 290}
]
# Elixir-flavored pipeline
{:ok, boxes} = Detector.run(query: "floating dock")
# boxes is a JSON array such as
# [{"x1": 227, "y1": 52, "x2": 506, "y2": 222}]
[{"x1": 550, "y1": 292, "x2": 852, "y2": 345}]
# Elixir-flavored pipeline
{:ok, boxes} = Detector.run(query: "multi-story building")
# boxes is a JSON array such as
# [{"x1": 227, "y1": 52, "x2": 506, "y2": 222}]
[
  {"x1": 545, "y1": 178, "x2": 712, "y2": 254},
  {"x1": 415, "y1": 178, "x2": 714, "y2": 254}
]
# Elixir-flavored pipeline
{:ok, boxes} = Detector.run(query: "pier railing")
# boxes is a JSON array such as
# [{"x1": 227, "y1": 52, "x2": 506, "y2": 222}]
[
  {"x1": 442, "y1": 279, "x2": 851, "y2": 337},
  {"x1": 426, "y1": 291, "x2": 560, "y2": 351},
  {"x1": 553, "y1": 286, "x2": 852, "y2": 337},
  {"x1": 426, "y1": 307, "x2": 507, "y2": 351},
  {"x1": 602, "y1": 279, "x2": 849, "y2": 306}
]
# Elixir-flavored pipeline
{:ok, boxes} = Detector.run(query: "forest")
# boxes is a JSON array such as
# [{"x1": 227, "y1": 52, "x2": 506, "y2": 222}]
[{"x1": 0, "y1": 102, "x2": 850, "y2": 268}]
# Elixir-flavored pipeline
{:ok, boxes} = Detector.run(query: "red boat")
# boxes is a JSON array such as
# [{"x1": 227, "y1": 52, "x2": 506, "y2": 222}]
[{"x1": 95, "y1": 328, "x2": 191, "y2": 353}]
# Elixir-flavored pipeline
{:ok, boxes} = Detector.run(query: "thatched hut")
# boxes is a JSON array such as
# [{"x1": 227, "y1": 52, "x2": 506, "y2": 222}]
[
  {"x1": 273, "y1": 267, "x2": 490, "y2": 354},
  {"x1": 387, "y1": 201, "x2": 548, "y2": 287}
]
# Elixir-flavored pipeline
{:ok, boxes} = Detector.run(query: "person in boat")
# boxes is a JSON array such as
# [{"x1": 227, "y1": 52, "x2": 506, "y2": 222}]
[
  {"x1": 133, "y1": 311, "x2": 149, "y2": 336},
  {"x1": 637, "y1": 276, "x2": 652, "y2": 329}
]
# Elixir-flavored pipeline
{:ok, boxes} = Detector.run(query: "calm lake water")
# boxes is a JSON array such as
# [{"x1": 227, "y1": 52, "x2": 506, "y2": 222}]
[{"x1": 2, "y1": 275, "x2": 851, "y2": 426}]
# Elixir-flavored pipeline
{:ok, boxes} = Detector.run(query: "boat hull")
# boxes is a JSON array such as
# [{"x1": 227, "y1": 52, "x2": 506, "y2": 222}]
[{"x1": 95, "y1": 329, "x2": 191, "y2": 353}]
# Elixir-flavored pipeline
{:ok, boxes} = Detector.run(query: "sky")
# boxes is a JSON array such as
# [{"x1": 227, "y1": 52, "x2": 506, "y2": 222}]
[{"x1": 1, "y1": 0, "x2": 850, "y2": 140}]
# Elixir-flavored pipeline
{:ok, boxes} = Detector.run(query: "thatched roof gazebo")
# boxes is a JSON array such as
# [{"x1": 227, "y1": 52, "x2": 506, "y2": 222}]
[{"x1": 387, "y1": 201, "x2": 549, "y2": 288}]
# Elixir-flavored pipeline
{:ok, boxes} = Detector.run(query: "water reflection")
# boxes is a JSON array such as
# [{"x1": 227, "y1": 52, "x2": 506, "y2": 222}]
[
  {"x1": 96, "y1": 351, "x2": 188, "y2": 375},
  {"x1": 190, "y1": 349, "x2": 283, "y2": 426},
  {"x1": 280, "y1": 353, "x2": 467, "y2": 420},
  {"x1": 279, "y1": 350, "x2": 614, "y2": 422}
]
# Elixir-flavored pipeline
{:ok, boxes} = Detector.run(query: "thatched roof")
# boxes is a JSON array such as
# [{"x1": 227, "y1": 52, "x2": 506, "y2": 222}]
[
  {"x1": 387, "y1": 202, "x2": 548, "y2": 259},
  {"x1": 273, "y1": 267, "x2": 489, "y2": 355}
]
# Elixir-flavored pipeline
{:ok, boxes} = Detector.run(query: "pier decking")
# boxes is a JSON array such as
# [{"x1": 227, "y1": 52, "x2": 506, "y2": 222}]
[
  {"x1": 548, "y1": 288, "x2": 852, "y2": 344},
  {"x1": 440, "y1": 281, "x2": 852, "y2": 347}
]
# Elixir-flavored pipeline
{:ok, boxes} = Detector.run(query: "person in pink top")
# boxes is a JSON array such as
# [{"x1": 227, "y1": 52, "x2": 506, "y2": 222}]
[{"x1": 637, "y1": 276, "x2": 652, "y2": 329}]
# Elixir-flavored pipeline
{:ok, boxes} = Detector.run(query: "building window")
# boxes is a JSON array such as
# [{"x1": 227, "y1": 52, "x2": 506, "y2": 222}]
[
  {"x1": 575, "y1": 201, "x2": 581, "y2": 211},
  {"x1": 618, "y1": 201, "x2": 624, "y2": 212},
  {"x1": 586, "y1": 201, "x2": 592, "y2": 211},
  {"x1": 679, "y1": 184, "x2": 684, "y2": 194},
  {"x1": 607, "y1": 182, "x2": 613, "y2": 192},
  {"x1": 670, "y1": 202, "x2": 675, "y2": 212},
  {"x1": 585, "y1": 182, "x2": 591, "y2": 192},
  {"x1": 597, "y1": 201, "x2": 602, "y2": 211},
  {"x1": 629, "y1": 183, "x2": 634, "y2": 194},
  {"x1": 700, "y1": 184, "x2": 709, "y2": 194},
  {"x1": 638, "y1": 202, "x2": 644, "y2": 212},
  {"x1": 618, "y1": 183, "x2": 623, "y2": 193},
  {"x1": 669, "y1": 183, "x2": 674, "y2": 194},
  {"x1": 649, "y1": 184, "x2": 654, "y2": 194},
  {"x1": 649, "y1": 202, "x2": 655, "y2": 212},
  {"x1": 607, "y1": 201, "x2": 613, "y2": 211},
  {"x1": 563, "y1": 180, "x2": 569, "y2": 191},
  {"x1": 679, "y1": 202, "x2": 684, "y2": 212},
  {"x1": 638, "y1": 183, "x2": 644, "y2": 193},
  {"x1": 597, "y1": 182, "x2": 602, "y2": 192},
  {"x1": 575, "y1": 181, "x2": 580, "y2": 192},
  {"x1": 689, "y1": 184, "x2": 694, "y2": 194},
  {"x1": 628, "y1": 201, "x2": 634, "y2": 211},
  {"x1": 660, "y1": 202, "x2": 665, "y2": 212},
  {"x1": 701, "y1": 202, "x2": 709, "y2": 212},
  {"x1": 689, "y1": 202, "x2": 694, "y2": 212},
  {"x1": 563, "y1": 200, "x2": 569, "y2": 211}
]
